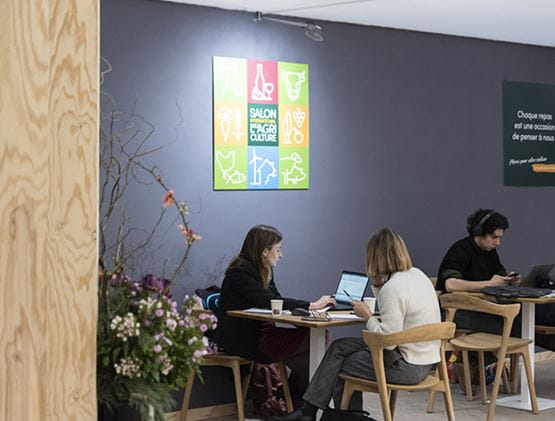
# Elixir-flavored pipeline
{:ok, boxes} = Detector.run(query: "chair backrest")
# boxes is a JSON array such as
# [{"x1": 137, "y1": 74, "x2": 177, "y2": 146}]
[
  {"x1": 440, "y1": 293, "x2": 520, "y2": 357},
  {"x1": 362, "y1": 322, "x2": 456, "y2": 351},
  {"x1": 439, "y1": 293, "x2": 520, "y2": 320}
]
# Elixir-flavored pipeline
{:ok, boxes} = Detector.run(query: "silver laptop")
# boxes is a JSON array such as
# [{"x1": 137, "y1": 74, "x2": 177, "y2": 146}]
[
  {"x1": 519, "y1": 264, "x2": 554, "y2": 287},
  {"x1": 329, "y1": 270, "x2": 370, "y2": 311}
]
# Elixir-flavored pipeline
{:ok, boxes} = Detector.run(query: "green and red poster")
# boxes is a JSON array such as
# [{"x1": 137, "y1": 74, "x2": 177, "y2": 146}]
[{"x1": 213, "y1": 56, "x2": 309, "y2": 190}]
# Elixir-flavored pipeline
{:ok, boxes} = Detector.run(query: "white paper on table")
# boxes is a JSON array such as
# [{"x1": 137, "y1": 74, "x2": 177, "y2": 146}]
[
  {"x1": 328, "y1": 313, "x2": 365, "y2": 320},
  {"x1": 244, "y1": 308, "x2": 292, "y2": 315}
]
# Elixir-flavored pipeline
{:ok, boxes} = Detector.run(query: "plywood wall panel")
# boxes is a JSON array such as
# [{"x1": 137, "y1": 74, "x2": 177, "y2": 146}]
[{"x1": 0, "y1": 0, "x2": 98, "y2": 420}]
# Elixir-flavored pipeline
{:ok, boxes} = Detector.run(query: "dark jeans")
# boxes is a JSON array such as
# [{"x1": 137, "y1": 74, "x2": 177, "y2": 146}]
[{"x1": 303, "y1": 337, "x2": 432, "y2": 410}]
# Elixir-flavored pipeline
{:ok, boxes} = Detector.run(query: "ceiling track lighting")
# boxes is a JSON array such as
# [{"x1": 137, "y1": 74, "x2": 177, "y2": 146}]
[{"x1": 255, "y1": 11, "x2": 324, "y2": 42}]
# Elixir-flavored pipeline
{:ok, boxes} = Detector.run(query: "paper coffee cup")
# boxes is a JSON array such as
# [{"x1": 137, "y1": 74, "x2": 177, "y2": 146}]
[
  {"x1": 363, "y1": 297, "x2": 376, "y2": 314},
  {"x1": 271, "y1": 299, "x2": 284, "y2": 316}
]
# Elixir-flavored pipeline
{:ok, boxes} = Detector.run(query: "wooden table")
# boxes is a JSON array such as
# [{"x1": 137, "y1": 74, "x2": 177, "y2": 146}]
[
  {"x1": 466, "y1": 292, "x2": 555, "y2": 411},
  {"x1": 228, "y1": 310, "x2": 366, "y2": 379}
]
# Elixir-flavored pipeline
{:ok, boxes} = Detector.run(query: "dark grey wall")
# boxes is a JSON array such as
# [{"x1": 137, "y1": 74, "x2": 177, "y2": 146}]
[{"x1": 101, "y1": 0, "x2": 555, "y2": 305}]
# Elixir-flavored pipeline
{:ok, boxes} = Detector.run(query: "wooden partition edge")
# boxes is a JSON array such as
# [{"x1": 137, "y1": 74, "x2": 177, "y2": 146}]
[{"x1": 0, "y1": 0, "x2": 99, "y2": 420}]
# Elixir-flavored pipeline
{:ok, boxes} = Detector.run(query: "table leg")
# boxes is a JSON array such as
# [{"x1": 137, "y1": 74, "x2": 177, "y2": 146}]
[
  {"x1": 309, "y1": 328, "x2": 326, "y2": 380},
  {"x1": 496, "y1": 302, "x2": 555, "y2": 411}
]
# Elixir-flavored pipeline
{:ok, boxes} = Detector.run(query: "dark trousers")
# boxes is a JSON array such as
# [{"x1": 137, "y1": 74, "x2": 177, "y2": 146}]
[{"x1": 303, "y1": 337, "x2": 432, "y2": 410}]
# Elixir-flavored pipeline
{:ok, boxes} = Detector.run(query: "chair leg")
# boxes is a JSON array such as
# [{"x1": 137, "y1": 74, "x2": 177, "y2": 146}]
[
  {"x1": 502, "y1": 364, "x2": 511, "y2": 394},
  {"x1": 461, "y1": 351, "x2": 474, "y2": 401},
  {"x1": 426, "y1": 390, "x2": 437, "y2": 413},
  {"x1": 389, "y1": 390, "x2": 398, "y2": 419},
  {"x1": 340, "y1": 380, "x2": 355, "y2": 410},
  {"x1": 277, "y1": 361, "x2": 294, "y2": 413},
  {"x1": 521, "y1": 350, "x2": 539, "y2": 414},
  {"x1": 242, "y1": 363, "x2": 253, "y2": 402},
  {"x1": 438, "y1": 354, "x2": 456, "y2": 421},
  {"x1": 486, "y1": 355, "x2": 505, "y2": 421},
  {"x1": 378, "y1": 387, "x2": 393, "y2": 421},
  {"x1": 510, "y1": 354, "x2": 519, "y2": 394},
  {"x1": 478, "y1": 351, "x2": 487, "y2": 404},
  {"x1": 180, "y1": 371, "x2": 196, "y2": 421},
  {"x1": 231, "y1": 360, "x2": 246, "y2": 421}
]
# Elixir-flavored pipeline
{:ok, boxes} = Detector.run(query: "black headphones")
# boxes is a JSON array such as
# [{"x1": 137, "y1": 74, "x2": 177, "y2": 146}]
[{"x1": 468, "y1": 211, "x2": 496, "y2": 237}]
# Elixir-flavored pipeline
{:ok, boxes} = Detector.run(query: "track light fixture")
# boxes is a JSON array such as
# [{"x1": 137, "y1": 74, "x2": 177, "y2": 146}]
[{"x1": 255, "y1": 11, "x2": 324, "y2": 42}]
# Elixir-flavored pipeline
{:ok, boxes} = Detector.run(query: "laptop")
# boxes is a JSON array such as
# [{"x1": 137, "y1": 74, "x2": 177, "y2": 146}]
[
  {"x1": 519, "y1": 264, "x2": 554, "y2": 288},
  {"x1": 328, "y1": 270, "x2": 370, "y2": 311}
]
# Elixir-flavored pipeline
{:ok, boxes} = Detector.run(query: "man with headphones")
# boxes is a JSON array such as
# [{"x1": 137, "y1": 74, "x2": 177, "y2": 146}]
[
  {"x1": 437, "y1": 208, "x2": 520, "y2": 294},
  {"x1": 437, "y1": 209, "x2": 522, "y2": 338}
]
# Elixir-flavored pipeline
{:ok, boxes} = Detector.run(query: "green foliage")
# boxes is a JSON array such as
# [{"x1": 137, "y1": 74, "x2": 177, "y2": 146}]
[{"x1": 97, "y1": 274, "x2": 216, "y2": 420}]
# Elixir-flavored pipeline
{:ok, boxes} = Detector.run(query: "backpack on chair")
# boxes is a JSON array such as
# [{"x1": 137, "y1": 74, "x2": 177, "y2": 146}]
[{"x1": 251, "y1": 362, "x2": 288, "y2": 418}]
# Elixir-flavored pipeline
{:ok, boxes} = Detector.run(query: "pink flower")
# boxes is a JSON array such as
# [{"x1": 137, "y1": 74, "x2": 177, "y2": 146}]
[
  {"x1": 194, "y1": 350, "x2": 202, "y2": 359},
  {"x1": 178, "y1": 319, "x2": 185, "y2": 327},
  {"x1": 162, "y1": 190, "x2": 175, "y2": 208},
  {"x1": 200, "y1": 324, "x2": 208, "y2": 332},
  {"x1": 178, "y1": 225, "x2": 202, "y2": 245},
  {"x1": 153, "y1": 344, "x2": 162, "y2": 353},
  {"x1": 155, "y1": 309, "x2": 164, "y2": 317}
]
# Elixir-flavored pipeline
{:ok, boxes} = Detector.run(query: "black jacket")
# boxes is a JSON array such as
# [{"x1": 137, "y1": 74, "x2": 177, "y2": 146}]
[
  {"x1": 214, "y1": 260, "x2": 309, "y2": 360},
  {"x1": 437, "y1": 236, "x2": 506, "y2": 292}
]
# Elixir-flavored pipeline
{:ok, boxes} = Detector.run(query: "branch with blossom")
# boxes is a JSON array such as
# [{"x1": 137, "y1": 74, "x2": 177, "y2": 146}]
[{"x1": 98, "y1": 60, "x2": 208, "y2": 421}]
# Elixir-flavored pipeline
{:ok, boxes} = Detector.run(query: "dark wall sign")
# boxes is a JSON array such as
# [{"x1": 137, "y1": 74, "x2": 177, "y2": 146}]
[{"x1": 504, "y1": 81, "x2": 555, "y2": 186}]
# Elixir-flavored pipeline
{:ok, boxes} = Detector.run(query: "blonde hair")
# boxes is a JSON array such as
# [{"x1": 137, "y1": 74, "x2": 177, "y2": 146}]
[{"x1": 366, "y1": 228, "x2": 412, "y2": 279}]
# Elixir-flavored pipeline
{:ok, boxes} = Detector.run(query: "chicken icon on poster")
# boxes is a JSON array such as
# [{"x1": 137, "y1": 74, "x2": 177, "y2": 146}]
[{"x1": 213, "y1": 56, "x2": 309, "y2": 190}]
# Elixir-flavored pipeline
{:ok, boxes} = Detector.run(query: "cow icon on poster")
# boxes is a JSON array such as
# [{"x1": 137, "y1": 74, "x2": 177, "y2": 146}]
[{"x1": 213, "y1": 56, "x2": 309, "y2": 190}]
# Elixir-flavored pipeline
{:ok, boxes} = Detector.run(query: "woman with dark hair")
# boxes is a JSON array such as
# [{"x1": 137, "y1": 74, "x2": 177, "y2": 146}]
[
  {"x1": 215, "y1": 225, "x2": 335, "y2": 397},
  {"x1": 275, "y1": 228, "x2": 441, "y2": 420}
]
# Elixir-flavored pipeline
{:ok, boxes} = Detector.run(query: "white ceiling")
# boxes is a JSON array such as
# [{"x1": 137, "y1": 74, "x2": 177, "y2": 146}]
[{"x1": 162, "y1": 0, "x2": 555, "y2": 48}]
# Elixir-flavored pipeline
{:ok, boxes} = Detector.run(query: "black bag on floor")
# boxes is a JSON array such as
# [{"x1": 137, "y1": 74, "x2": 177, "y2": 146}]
[{"x1": 320, "y1": 407, "x2": 377, "y2": 421}]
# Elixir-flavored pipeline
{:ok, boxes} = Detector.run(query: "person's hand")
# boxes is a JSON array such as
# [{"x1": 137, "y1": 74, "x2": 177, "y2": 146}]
[
  {"x1": 309, "y1": 295, "x2": 337, "y2": 310},
  {"x1": 489, "y1": 274, "x2": 512, "y2": 287},
  {"x1": 352, "y1": 301, "x2": 372, "y2": 320},
  {"x1": 508, "y1": 273, "x2": 522, "y2": 286}
]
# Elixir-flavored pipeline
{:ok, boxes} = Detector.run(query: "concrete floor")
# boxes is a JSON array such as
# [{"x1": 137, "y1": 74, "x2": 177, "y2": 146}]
[{"x1": 213, "y1": 357, "x2": 555, "y2": 421}]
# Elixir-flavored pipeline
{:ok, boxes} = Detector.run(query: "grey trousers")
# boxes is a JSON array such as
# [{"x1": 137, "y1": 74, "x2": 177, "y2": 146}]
[{"x1": 303, "y1": 337, "x2": 432, "y2": 410}]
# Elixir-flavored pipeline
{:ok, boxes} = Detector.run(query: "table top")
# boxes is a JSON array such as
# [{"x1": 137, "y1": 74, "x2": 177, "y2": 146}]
[
  {"x1": 461, "y1": 291, "x2": 555, "y2": 304},
  {"x1": 227, "y1": 310, "x2": 367, "y2": 328}
]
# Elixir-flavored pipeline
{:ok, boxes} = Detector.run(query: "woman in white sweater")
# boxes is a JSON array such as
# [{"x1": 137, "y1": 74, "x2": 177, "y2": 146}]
[{"x1": 275, "y1": 228, "x2": 441, "y2": 421}]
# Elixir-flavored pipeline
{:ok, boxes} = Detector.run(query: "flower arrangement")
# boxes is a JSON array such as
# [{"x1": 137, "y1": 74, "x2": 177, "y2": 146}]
[
  {"x1": 97, "y1": 272, "x2": 217, "y2": 420},
  {"x1": 98, "y1": 63, "x2": 213, "y2": 420}
]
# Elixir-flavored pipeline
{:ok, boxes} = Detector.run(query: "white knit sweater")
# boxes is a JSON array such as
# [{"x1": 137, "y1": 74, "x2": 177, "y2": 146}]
[{"x1": 366, "y1": 267, "x2": 441, "y2": 365}]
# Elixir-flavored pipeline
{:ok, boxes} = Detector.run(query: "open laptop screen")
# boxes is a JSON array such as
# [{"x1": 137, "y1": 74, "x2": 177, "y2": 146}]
[{"x1": 334, "y1": 271, "x2": 369, "y2": 303}]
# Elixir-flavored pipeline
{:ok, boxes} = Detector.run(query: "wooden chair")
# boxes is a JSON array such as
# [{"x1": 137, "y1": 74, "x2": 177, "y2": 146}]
[
  {"x1": 439, "y1": 293, "x2": 539, "y2": 421},
  {"x1": 180, "y1": 355, "x2": 293, "y2": 421},
  {"x1": 339, "y1": 322, "x2": 456, "y2": 421}
]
